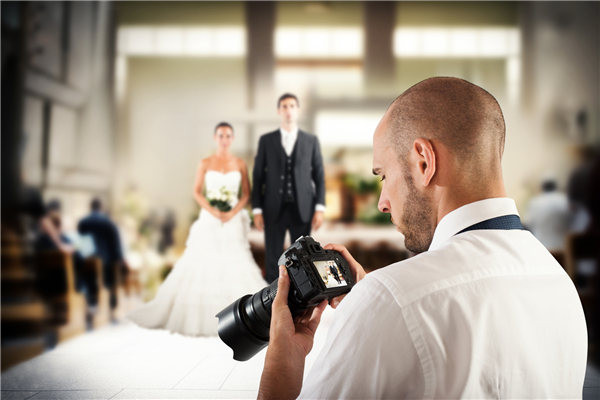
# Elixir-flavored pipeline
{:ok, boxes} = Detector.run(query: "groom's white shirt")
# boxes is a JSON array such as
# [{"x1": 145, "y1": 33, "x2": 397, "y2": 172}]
[{"x1": 252, "y1": 127, "x2": 325, "y2": 216}]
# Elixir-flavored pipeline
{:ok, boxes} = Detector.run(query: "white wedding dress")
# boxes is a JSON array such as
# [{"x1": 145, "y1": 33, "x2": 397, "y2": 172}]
[{"x1": 127, "y1": 170, "x2": 267, "y2": 336}]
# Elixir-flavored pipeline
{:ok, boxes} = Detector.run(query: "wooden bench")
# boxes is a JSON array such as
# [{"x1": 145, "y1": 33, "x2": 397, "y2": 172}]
[
  {"x1": 1, "y1": 225, "x2": 48, "y2": 371},
  {"x1": 35, "y1": 251, "x2": 86, "y2": 342}
]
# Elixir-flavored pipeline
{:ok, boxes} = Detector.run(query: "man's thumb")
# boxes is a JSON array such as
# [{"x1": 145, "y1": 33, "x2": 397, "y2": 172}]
[{"x1": 272, "y1": 266, "x2": 290, "y2": 309}]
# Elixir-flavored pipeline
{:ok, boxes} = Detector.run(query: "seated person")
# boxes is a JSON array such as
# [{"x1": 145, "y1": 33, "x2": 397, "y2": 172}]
[
  {"x1": 258, "y1": 77, "x2": 587, "y2": 399},
  {"x1": 35, "y1": 200, "x2": 97, "y2": 307}
]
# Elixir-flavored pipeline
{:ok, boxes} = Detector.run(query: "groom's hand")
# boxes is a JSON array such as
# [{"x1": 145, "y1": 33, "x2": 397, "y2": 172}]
[
  {"x1": 253, "y1": 214, "x2": 264, "y2": 231},
  {"x1": 311, "y1": 211, "x2": 324, "y2": 231}
]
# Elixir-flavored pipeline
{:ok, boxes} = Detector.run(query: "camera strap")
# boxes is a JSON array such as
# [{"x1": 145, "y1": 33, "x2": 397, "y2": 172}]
[{"x1": 455, "y1": 214, "x2": 525, "y2": 236}]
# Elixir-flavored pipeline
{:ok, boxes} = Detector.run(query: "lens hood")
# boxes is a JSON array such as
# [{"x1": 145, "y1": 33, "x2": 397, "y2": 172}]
[{"x1": 216, "y1": 295, "x2": 269, "y2": 361}]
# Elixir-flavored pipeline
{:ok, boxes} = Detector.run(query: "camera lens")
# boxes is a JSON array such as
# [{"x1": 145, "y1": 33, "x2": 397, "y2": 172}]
[{"x1": 215, "y1": 279, "x2": 278, "y2": 361}]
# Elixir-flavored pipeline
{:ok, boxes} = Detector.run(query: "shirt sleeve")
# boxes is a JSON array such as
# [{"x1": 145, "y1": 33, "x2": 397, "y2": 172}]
[
  {"x1": 315, "y1": 204, "x2": 326, "y2": 213},
  {"x1": 298, "y1": 275, "x2": 425, "y2": 400},
  {"x1": 252, "y1": 208, "x2": 262, "y2": 215}
]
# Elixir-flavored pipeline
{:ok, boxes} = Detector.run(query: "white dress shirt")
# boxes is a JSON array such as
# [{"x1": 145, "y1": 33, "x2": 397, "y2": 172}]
[
  {"x1": 253, "y1": 127, "x2": 325, "y2": 216},
  {"x1": 299, "y1": 198, "x2": 587, "y2": 399},
  {"x1": 281, "y1": 126, "x2": 298, "y2": 157}
]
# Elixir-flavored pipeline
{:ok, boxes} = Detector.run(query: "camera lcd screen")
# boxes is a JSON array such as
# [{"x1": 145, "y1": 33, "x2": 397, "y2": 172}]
[{"x1": 313, "y1": 260, "x2": 348, "y2": 288}]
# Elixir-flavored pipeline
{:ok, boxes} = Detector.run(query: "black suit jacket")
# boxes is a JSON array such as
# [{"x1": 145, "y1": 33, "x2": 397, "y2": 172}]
[
  {"x1": 78, "y1": 212, "x2": 124, "y2": 269},
  {"x1": 252, "y1": 129, "x2": 325, "y2": 224}
]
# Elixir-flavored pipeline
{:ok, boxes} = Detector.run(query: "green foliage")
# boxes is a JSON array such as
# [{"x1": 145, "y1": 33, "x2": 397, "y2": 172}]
[
  {"x1": 358, "y1": 202, "x2": 393, "y2": 225},
  {"x1": 209, "y1": 198, "x2": 232, "y2": 212},
  {"x1": 343, "y1": 174, "x2": 381, "y2": 195}
]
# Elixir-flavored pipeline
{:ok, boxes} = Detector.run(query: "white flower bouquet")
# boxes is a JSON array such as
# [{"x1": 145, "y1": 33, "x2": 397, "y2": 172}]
[{"x1": 207, "y1": 187, "x2": 234, "y2": 212}]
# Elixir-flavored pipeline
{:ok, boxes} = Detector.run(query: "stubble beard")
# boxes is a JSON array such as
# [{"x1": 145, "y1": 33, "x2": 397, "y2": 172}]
[{"x1": 401, "y1": 172, "x2": 435, "y2": 254}]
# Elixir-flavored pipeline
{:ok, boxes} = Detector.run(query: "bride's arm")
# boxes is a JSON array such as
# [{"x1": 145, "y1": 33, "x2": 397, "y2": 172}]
[
  {"x1": 221, "y1": 160, "x2": 250, "y2": 222},
  {"x1": 193, "y1": 160, "x2": 221, "y2": 218}
]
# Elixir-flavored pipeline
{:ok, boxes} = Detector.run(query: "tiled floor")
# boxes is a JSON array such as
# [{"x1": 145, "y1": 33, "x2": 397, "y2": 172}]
[
  {"x1": 0, "y1": 307, "x2": 336, "y2": 400},
  {"x1": 2, "y1": 306, "x2": 599, "y2": 400}
]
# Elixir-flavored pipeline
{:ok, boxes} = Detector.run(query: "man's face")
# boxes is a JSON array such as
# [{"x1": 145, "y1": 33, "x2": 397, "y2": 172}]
[
  {"x1": 372, "y1": 116, "x2": 435, "y2": 253},
  {"x1": 277, "y1": 98, "x2": 299, "y2": 125}
]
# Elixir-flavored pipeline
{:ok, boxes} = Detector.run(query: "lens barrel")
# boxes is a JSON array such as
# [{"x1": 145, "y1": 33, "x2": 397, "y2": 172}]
[{"x1": 215, "y1": 279, "x2": 278, "y2": 361}]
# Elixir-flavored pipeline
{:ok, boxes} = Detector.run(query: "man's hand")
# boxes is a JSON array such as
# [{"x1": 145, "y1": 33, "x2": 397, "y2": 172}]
[
  {"x1": 253, "y1": 213, "x2": 264, "y2": 231},
  {"x1": 323, "y1": 243, "x2": 367, "y2": 309},
  {"x1": 258, "y1": 266, "x2": 328, "y2": 400},
  {"x1": 311, "y1": 211, "x2": 324, "y2": 231}
]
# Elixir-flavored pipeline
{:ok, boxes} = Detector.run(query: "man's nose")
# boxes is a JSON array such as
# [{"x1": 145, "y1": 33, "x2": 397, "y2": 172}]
[{"x1": 378, "y1": 188, "x2": 390, "y2": 213}]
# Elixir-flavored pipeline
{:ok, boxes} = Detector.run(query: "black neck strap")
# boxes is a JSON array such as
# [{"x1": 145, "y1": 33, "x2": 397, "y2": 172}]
[{"x1": 455, "y1": 214, "x2": 524, "y2": 236}]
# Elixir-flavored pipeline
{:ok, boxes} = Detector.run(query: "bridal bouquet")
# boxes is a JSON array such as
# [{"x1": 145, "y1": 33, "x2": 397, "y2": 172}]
[{"x1": 207, "y1": 187, "x2": 233, "y2": 212}]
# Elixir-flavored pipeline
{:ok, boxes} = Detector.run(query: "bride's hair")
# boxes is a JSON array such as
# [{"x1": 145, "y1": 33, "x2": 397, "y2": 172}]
[{"x1": 214, "y1": 122, "x2": 234, "y2": 135}]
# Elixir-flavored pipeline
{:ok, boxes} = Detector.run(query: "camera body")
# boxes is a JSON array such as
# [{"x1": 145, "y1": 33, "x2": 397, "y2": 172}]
[
  {"x1": 279, "y1": 236, "x2": 354, "y2": 311},
  {"x1": 216, "y1": 236, "x2": 355, "y2": 361}
]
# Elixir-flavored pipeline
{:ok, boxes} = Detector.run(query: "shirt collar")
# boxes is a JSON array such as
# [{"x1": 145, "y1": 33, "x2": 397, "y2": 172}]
[
  {"x1": 280, "y1": 126, "x2": 298, "y2": 138},
  {"x1": 428, "y1": 197, "x2": 520, "y2": 251}
]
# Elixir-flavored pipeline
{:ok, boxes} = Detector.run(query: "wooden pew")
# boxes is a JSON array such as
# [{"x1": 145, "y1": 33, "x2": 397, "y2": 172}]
[
  {"x1": 35, "y1": 251, "x2": 86, "y2": 342},
  {"x1": 112, "y1": 262, "x2": 144, "y2": 321},
  {"x1": 1, "y1": 225, "x2": 48, "y2": 371}
]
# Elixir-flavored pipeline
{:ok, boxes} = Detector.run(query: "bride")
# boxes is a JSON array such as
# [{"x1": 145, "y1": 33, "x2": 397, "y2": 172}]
[{"x1": 127, "y1": 122, "x2": 267, "y2": 336}]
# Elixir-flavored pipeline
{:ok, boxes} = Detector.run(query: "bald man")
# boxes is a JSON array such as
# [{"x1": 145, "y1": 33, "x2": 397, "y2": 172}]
[{"x1": 257, "y1": 78, "x2": 587, "y2": 399}]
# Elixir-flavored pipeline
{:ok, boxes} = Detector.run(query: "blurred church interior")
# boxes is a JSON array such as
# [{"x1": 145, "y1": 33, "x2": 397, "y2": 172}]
[{"x1": 1, "y1": 1, "x2": 599, "y2": 399}]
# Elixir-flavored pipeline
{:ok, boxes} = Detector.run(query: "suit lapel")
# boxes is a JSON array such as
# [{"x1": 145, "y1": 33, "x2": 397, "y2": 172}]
[
  {"x1": 295, "y1": 130, "x2": 308, "y2": 165},
  {"x1": 274, "y1": 129, "x2": 285, "y2": 167}
]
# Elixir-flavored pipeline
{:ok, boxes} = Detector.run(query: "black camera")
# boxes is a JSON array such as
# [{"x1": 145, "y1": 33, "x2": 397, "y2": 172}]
[{"x1": 215, "y1": 236, "x2": 355, "y2": 361}]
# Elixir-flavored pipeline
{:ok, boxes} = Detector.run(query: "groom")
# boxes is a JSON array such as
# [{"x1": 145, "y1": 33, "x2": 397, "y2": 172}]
[{"x1": 252, "y1": 93, "x2": 326, "y2": 283}]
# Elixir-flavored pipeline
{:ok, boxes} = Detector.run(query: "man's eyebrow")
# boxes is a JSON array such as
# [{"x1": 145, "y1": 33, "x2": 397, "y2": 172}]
[{"x1": 372, "y1": 168, "x2": 381, "y2": 176}]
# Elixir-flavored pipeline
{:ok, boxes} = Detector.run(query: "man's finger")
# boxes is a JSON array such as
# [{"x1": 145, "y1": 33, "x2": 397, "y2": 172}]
[
  {"x1": 272, "y1": 266, "x2": 290, "y2": 310},
  {"x1": 329, "y1": 294, "x2": 346, "y2": 309},
  {"x1": 323, "y1": 243, "x2": 366, "y2": 282},
  {"x1": 306, "y1": 300, "x2": 328, "y2": 334}
]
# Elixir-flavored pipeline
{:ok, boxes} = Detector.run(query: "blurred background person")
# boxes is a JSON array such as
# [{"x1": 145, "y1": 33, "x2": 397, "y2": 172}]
[
  {"x1": 158, "y1": 210, "x2": 176, "y2": 254},
  {"x1": 525, "y1": 178, "x2": 571, "y2": 251},
  {"x1": 568, "y1": 146, "x2": 596, "y2": 233},
  {"x1": 78, "y1": 198, "x2": 127, "y2": 318},
  {"x1": 35, "y1": 200, "x2": 86, "y2": 293},
  {"x1": 127, "y1": 123, "x2": 266, "y2": 336}
]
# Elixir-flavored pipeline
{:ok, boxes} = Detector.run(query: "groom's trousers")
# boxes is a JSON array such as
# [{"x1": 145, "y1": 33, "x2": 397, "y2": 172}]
[{"x1": 264, "y1": 202, "x2": 312, "y2": 283}]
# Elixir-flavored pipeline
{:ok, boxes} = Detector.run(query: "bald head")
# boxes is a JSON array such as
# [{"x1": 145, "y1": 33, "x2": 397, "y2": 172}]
[{"x1": 386, "y1": 77, "x2": 505, "y2": 178}]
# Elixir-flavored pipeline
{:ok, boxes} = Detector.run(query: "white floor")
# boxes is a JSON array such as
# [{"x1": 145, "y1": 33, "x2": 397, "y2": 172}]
[
  {"x1": 1, "y1": 307, "x2": 337, "y2": 400},
  {"x1": 2, "y1": 305, "x2": 600, "y2": 400}
]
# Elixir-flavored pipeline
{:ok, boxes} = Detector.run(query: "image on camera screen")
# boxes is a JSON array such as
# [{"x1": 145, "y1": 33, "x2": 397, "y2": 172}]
[{"x1": 313, "y1": 260, "x2": 348, "y2": 288}]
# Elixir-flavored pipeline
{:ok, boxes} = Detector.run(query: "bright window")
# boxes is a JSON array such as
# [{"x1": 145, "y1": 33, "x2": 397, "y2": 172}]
[
  {"x1": 276, "y1": 27, "x2": 363, "y2": 58},
  {"x1": 394, "y1": 27, "x2": 520, "y2": 58},
  {"x1": 316, "y1": 112, "x2": 381, "y2": 147},
  {"x1": 118, "y1": 26, "x2": 246, "y2": 57}
]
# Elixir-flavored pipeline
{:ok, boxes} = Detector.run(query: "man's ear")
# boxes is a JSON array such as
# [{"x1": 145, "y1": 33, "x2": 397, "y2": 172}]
[{"x1": 412, "y1": 138, "x2": 436, "y2": 187}]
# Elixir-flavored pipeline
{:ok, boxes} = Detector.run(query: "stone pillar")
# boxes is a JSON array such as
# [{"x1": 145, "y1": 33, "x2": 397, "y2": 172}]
[
  {"x1": 518, "y1": 2, "x2": 535, "y2": 112},
  {"x1": 245, "y1": 2, "x2": 276, "y2": 111},
  {"x1": 363, "y1": 1, "x2": 396, "y2": 94}
]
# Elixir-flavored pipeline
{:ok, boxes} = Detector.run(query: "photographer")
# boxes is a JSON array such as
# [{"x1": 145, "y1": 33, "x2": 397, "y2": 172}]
[{"x1": 258, "y1": 77, "x2": 587, "y2": 399}]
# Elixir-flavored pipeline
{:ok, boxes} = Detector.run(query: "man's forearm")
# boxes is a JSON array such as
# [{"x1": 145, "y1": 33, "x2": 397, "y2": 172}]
[{"x1": 258, "y1": 343, "x2": 305, "y2": 400}]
